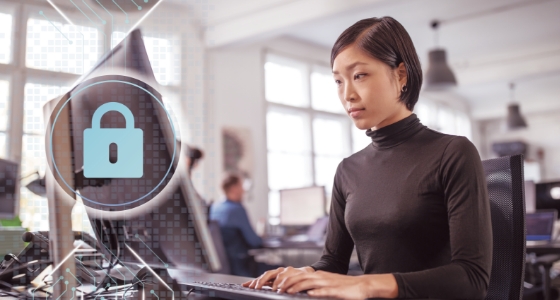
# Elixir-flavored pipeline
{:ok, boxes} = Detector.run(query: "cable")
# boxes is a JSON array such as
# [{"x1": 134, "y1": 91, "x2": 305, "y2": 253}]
[
  {"x1": 0, "y1": 279, "x2": 27, "y2": 298},
  {"x1": 186, "y1": 288, "x2": 195, "y2": 299},
  {"x1": 82, "y1": 219, "x2": 123, "y2": 298}
]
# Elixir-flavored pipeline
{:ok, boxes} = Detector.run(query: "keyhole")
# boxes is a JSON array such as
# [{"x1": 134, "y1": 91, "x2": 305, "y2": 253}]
[{"x1": 109, "y1": 143, "x2": 118, "y2": 164}]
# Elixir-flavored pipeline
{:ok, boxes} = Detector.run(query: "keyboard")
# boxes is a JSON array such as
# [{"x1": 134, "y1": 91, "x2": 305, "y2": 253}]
[{"x1": 185, "y1": 281, "x2": 323, "y2": 300}]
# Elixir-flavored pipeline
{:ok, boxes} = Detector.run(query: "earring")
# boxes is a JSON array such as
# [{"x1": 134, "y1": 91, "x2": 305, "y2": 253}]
[{"x1": 401, "y1": 85, "x2": 408, "y2": 93}]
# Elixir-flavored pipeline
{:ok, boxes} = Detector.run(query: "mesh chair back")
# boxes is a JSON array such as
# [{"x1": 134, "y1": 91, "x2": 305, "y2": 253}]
[
  {"x1": 207, "y1": 221, "x2": 232, "y2": 274},
  {"x1": 482, "y1": 155, "x2": 526, "y2": 300}
]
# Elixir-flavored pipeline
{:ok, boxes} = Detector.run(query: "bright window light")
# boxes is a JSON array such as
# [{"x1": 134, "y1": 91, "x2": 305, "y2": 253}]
[
  {"x1": 0, "y1": 133, "x2": 5, "y2": 159},
  {"x1": 19, "y1": 83, "x2": 68, "y2": 231},
  {"x1": 24, "y1": 83, "x2": 68, "y2": 136},
  {"x1": 313, "y1": 118, "x2": 348, "y2": 156},
  {"x1": 113, "y1": 31, "x2": 180, "y2": 86},
  {"x1": 265, "y1": 56, "x2": 308, "y2": 107},
  {"x1": 26, "y1": 18, "x2": 100, "y2": 74},
  {"x1": 0, "y1": 80, "x2": 9, "y2": 132},
  {"x1": 266, "y1": 110, "x2": 313, "y2": 190},
  {"x1": 266, "y1": 110, "x2": 311, "y2": 154},
  {"x1": 352, "y1": 126, "x2": 370, "y2": 153},
  {"x1": 0, "y1": 13, "x2": 13, "y2": 64},
  {"x1": 311, "y1": 71, "x2": 343, "y2": 113},
  {"x1": 0, "y1": 80, "x2": 9, "y2": 159}
]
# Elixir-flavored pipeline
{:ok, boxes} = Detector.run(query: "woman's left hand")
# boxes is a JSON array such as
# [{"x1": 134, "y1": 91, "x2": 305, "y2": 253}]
[{"x1": 275, "y1": 271, "x2": 398, "y2": 299}]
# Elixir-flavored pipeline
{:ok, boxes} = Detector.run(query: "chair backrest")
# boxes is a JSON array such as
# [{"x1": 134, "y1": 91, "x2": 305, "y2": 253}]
[
  {"x1": 207, "y1": 221, "x2": 232, "y2": 275},
  {"x1": 482, "y1": 155, "x2": 526, "y2": 300}
]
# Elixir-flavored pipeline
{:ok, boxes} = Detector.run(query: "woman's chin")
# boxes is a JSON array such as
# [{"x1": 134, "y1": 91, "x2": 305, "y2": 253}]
[{"x1": 352, "y1": 120, "x2": 374, "y2": 131}]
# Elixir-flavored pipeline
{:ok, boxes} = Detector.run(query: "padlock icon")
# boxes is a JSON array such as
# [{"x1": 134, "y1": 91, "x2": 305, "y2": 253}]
[{"x1": 83, "y1": 102, "x2": 143, "y2": 178}]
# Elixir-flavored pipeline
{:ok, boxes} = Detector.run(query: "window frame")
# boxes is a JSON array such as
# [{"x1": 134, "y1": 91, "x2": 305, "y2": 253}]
[{"x1": 263, "y1": 50, "x2": 355, "y2": 220}]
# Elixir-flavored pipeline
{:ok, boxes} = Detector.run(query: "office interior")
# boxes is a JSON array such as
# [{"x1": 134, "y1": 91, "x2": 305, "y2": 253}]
[{"x1": 0, "y1": 0, "x2": 560, "y2": 299}]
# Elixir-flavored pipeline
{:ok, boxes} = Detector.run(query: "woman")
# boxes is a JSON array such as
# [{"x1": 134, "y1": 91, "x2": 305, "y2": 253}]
[{"x1": 243, "y1": 16, "x2": 492, "y2": 299}]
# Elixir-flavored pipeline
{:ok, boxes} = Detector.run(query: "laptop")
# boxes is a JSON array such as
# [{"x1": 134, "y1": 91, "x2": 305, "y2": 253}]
[{"x1": 526, "y1": 210, "x2": 557, "y2": 245}]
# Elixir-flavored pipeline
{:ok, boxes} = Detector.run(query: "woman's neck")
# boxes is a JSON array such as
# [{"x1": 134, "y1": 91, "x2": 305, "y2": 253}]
[{"x1": 371, "y1": 108, "x2": 412, "y2": 131}]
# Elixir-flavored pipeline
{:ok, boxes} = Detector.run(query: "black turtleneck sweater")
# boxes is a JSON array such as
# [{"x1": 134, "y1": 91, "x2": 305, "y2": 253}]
[{"x1": 310, "y1": 114, "x2": 492, "y2": 299}]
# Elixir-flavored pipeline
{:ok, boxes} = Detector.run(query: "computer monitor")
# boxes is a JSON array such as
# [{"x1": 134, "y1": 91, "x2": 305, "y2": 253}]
[
  {"x1": 44, "y1": 29, "x2": 220, "y2": 273},
  {"x1": 536, "y1": 181, "x2": 560, "y2": 218},
  {"x1": 0, "y1": 158, "x2": 18, "y2": 220},
  {"x1": 526, "y1": 210, "x2": 557, "y2": 241},
  {"x1": 525, "y1": 180, "x2": 536, "y2": 213},
  {"x1": 279, "y1": 186, "x2": 326, "y2": 226}
]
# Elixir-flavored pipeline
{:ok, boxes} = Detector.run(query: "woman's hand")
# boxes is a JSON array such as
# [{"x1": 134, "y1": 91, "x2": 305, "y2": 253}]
[
  {"x1": 242, "y1": 266, "x2": 314, "y2": 290},
  {"x1": 274, "y1": 271, "x2": 398, "y2": 300}
]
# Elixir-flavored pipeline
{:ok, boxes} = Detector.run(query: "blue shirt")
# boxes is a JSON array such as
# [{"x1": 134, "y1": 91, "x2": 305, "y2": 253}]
[{"x1": 209, "y1": 199, "x2": 262, "y2": 248}]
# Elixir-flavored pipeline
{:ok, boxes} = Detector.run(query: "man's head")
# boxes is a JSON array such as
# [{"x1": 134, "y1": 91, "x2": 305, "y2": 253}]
[{"x1": 222, "y1": 173, "x2": 244, "y2": 202}]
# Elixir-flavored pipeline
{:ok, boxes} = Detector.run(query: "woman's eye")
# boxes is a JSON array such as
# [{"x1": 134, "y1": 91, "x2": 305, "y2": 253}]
[
  {"x1": 334, "y1": 80, "x2": 342, "y2": 86},
  {"x1": 354, "y1": 74, "x2": 366, "y2": 80}
]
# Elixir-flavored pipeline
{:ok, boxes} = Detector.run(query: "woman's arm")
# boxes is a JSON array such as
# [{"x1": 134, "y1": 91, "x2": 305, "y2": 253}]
[
  {"x1": 310, "y1": 161, "x2": 355, "y2": 274},
  {"x1": 394, "y1": 136, "x2": 492, "y2": 299}
]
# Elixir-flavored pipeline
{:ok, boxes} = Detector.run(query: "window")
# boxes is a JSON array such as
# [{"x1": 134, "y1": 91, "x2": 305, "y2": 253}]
[
  {"x1": 0, "y1": 13, "x2": 13, "y2": 64},
  {"x1": 0, "y1": 4, "x2": 184, "y2": 233},
  {"x1": 0, "y1": 80, "x2": 9, "y2": 158},
  {"x1": 113, "y1": 31, "x2": 181, "y2": 86},
  {"x1": 415, "y1": 100, "x2": 472, "y2": 140},
  {"x1": 26, "y1": 18, "x2": 100, "y2": 74},
  {"x1": 310, "y1": 67, "x2": 343, "y2": 113},
  {"x1": 19, "y1": 83, "x2": 69, "y2": 230},
  {"x1": 265, "y1": 54, "x2": 355, "y2": 221}
]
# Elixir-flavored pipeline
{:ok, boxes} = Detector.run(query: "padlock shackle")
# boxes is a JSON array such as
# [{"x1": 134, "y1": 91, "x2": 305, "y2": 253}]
[{"x1": 91, "y1": 102, "x2": 135, "y2": 129}]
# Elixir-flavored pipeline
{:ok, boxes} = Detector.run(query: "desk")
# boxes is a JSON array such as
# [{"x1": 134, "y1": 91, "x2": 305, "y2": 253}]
[
  {"x1": 168, "y1": 269, "x2": 250, "y2": 299},
  {"x1": 249, "y1": 245, "x2": 359, "y2": 271},
  {"x1": 526, "y1": 242, "x2": 560, "y2": 255}
]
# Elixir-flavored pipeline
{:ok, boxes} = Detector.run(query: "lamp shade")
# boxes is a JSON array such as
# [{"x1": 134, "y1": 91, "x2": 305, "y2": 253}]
[
  {"x1": 507, "y1": 103, "x2": 527, "y2": 129},
  {"x1": 25, "y1": 177, "x2": 46, "y2": 197},
  {"x1": 425, "y1": 49, "x2": 457, "y2": 89}
]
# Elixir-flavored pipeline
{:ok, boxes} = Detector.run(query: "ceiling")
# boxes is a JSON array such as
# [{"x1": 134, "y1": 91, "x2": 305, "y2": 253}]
[
  {"x1": 47, "y1": 0, "x2": 560, "y2": 120},
  {"x1": 185, "y1": 0, "x2": 560, "y2": 120}
]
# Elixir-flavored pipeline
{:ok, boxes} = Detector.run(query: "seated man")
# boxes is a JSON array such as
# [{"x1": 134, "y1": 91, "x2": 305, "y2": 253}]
[{"x1": 209, "y1": 173, "x2": 263, "y2": 277}]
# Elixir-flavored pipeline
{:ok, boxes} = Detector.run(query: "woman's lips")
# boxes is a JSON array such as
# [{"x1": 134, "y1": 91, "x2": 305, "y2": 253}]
[{"x1": 348, "y1": 108, "x2": 365, "y2": 118}]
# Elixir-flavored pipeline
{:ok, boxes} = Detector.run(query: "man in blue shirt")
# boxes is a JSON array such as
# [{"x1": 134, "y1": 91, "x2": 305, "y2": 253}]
[{"x1": 210, "y1": 174, "x2": 263, "y2": 276}]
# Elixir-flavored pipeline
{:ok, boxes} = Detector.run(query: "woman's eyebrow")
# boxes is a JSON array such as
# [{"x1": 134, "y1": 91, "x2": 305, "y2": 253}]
[{"x1": 332, "y1": 61, "x2": 367, "y2": 74}]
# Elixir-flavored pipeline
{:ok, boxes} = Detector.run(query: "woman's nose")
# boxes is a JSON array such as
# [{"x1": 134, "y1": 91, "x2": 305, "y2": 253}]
[{"x1": 343, "y1": 84, "x2": 357, "y2": 102}]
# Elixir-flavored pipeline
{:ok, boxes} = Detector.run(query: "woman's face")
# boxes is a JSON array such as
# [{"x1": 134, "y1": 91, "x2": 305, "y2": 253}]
[{"x1": 332, "y1": 44, "x2": 409, "y2": 130}]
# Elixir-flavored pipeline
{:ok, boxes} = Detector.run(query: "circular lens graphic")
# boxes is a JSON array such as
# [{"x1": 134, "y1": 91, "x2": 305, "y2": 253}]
[{"x1": 46, "y1": 75, "x2": 180, "y2": 211}]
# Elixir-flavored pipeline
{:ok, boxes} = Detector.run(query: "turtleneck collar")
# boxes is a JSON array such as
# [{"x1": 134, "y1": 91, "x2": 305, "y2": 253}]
[{"x1": 365, "y1": 114, "x2": 425, "y2": 149}]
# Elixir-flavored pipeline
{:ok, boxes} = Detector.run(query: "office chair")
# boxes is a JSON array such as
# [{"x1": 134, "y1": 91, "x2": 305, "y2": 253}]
[
  {"x1": 482, "y1": 154, "x2": 526, "y2": 300},
  {"x1": 208, "y1": 221, "x2": 232, "y2": 275}
]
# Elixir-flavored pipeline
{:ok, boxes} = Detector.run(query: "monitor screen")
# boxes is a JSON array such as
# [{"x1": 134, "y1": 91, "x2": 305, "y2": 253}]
[
  {"x1": 280, "y1": 186, "x2": 325, "y2": 226},
  {"x1": 0, "y1": 158, "x2": 18, "y2": 219},
  {"x1": 526, "y1": 210, "x2": 556, "y2": 241}
]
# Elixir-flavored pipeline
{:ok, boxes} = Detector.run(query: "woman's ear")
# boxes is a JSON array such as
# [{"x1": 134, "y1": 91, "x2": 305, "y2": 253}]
[{"x1": 397, "y1": 62, "x2": 407, "y2": 87}]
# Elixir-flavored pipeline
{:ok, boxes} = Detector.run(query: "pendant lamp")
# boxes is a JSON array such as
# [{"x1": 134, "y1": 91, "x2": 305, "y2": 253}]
[
  {"x1": 506, "y1": 83, "x2": 527, "y2": 130},
  {"x1": 425, "y1": 21, "x2": 457, "y2": 89}
]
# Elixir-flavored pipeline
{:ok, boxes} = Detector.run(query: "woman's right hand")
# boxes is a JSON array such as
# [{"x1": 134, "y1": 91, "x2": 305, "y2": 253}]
[{"x1": 242, "y1": 266, "x2": 315, "y2": 291}]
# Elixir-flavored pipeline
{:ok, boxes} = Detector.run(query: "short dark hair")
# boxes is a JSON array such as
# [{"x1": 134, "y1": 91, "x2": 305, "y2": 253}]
[
  {"x1": 222, "y1": 173, "x2": 241, "y2": 193},
  {"x1": 187, "y1": 147, "x2": 204, "y2": 170},
  {"x1": 331, "y1": 16, "x2": 422, "y2": 111}
]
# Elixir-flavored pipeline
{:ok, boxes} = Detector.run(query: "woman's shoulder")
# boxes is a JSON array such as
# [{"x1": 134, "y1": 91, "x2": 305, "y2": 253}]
[{"x1": 420, "y1": 128, "x2": 476, "y2": 151}]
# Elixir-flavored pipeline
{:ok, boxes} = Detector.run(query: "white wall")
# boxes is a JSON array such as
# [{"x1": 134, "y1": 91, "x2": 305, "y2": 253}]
[
  {"x1": 205, "y1": 37, "x2": 331, "y2": 226},
  {"x1": 478, "y1": 109, "x2": 560, "y2": 182}
]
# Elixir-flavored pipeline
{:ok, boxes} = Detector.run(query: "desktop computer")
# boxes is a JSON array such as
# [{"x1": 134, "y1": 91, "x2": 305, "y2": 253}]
[{"x1": 279, "y1": 186, "x2": 326, "y2": 226}]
